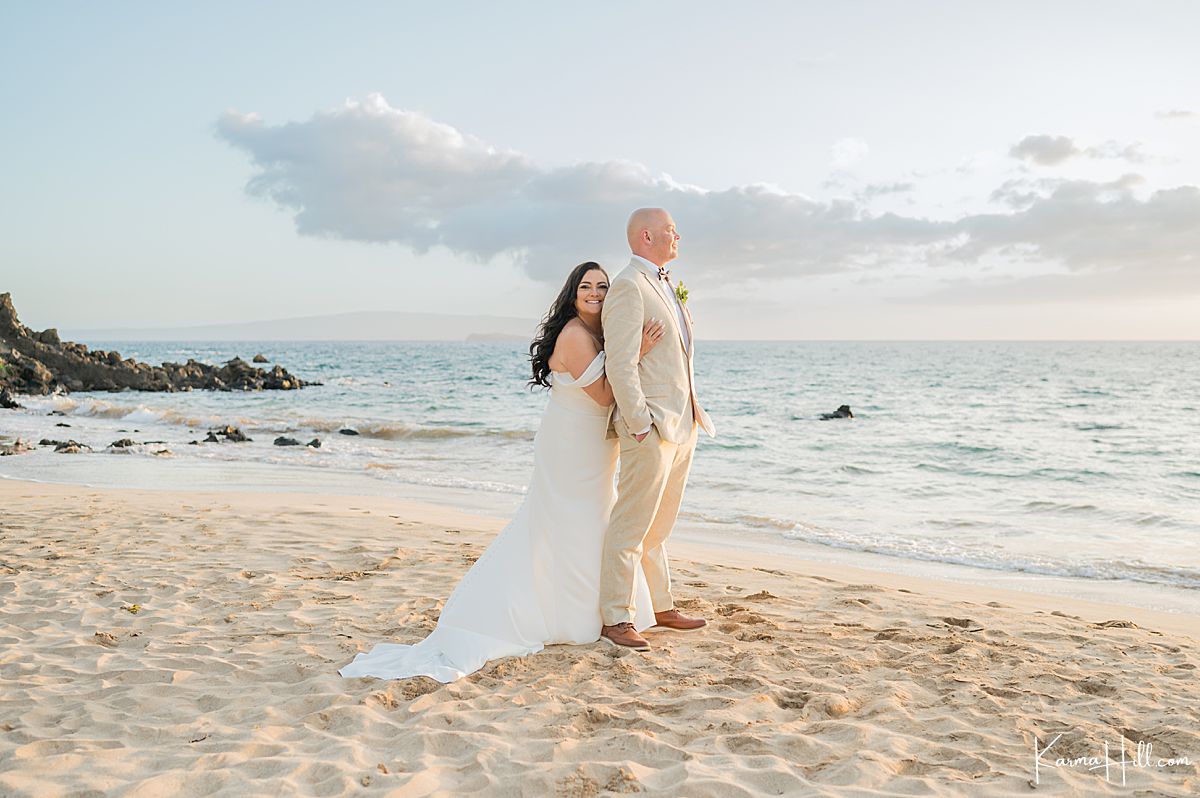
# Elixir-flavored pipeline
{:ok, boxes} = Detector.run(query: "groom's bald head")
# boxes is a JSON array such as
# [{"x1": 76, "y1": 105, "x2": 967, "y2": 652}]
[{"x1": 627, "y1": 207, "x2": 678, "y2": 266}]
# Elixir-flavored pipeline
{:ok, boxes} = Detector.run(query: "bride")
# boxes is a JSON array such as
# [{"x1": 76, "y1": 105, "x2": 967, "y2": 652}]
[{"x1": 339, "y1": 262, "x2": 667, "y2": 682}]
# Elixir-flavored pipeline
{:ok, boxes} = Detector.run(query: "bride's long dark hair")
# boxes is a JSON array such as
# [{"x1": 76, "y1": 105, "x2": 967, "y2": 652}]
[{"x1": 529, "y1": 261, "x2": 608, "y2": 389}]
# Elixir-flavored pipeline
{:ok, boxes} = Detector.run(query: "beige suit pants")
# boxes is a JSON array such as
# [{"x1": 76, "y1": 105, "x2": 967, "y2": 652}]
[{"x1": 599, "y1": 421, "x2": 699, "y2": 626}]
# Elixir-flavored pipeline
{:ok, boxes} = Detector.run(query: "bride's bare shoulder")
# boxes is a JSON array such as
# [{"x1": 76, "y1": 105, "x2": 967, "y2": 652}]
[
  {"x1": 549, "y1": 320, "x2": 598, "y2": 371},
  {"x1": 556, "y1": 321, "x2": 598, "y2": 351}
]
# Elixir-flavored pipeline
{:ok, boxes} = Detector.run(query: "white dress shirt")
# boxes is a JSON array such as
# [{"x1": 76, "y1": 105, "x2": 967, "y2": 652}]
[{"x1": 630, "y1": 255, "x2": 690, "y2": 353}]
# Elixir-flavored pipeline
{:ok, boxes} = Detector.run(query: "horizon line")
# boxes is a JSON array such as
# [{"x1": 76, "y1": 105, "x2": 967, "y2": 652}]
[{"x1": 65, "y1": 337, "x2": 1200, "y2": 344}]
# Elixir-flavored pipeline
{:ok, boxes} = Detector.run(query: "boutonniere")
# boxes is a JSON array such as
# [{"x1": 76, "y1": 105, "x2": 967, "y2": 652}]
[{"x1": 674, "y1": 280, "x2": 689, "y2": 305}]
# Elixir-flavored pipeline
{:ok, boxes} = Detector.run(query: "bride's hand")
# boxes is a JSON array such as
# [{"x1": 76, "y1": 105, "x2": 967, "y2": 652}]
[{"x1": 639, "y1": 318, "x2": 666, "y2": 359}]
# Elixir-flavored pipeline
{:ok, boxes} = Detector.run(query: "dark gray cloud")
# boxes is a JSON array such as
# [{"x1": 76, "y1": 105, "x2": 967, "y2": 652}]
[{"x1": 218, "y1": 95, "x2": 1200, "y2": 298}]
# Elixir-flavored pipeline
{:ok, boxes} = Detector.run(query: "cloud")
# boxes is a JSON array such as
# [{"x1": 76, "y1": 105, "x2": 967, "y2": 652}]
[
  {"x1": 955, "y1": 176, "x2": 1200, "y2": 271},
  {"x1": 1081, "y1": 140, "x2": 1147, "y2": 163},
  {"x1": 855, "y1": 181, "x2": 915, "y2": 201},
  {"x1": 932, "y1": 175, "x2": 1200, "y2": 301},
  {"x1": 1009, "y1": 134, "x2": 1147, "y2": 166},
  {"x1": 218, "y1": 95, "x2": 1200, "y2": 299},
  {"x1": 1010, "y1": 135, "x2": 1080, "y2": 165},
  {"x1": 1155, "y1": 109, "x2": 1195, "y2": 120},
  {"x1": 218, "y1": 96, "x2": 946, "y2": 280},
  {"x1": 216, "y1": 96, "x2": 536, "y2": 248}
]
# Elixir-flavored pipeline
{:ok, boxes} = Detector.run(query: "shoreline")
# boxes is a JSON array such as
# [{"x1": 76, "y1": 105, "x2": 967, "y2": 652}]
[
  {"x1": 5, "y1": 474, "x2": 1195, "y2": 640},
  {"x1": 4, "y1": 454, "x2": 1200, "y2": 621},
  {"x1": 2, "y1": 477, "x2": 1198, "y2": 795}
]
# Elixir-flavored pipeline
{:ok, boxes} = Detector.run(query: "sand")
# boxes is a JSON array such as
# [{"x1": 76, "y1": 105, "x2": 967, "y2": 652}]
[{"x1": 0, "y1": 479, "x2": 1197, "y2": 797}]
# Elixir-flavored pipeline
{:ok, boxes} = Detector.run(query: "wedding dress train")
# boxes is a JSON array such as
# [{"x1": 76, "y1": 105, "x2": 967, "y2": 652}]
[{"x1": 338, "y1": 352, "x2": 655, "y2": 682}]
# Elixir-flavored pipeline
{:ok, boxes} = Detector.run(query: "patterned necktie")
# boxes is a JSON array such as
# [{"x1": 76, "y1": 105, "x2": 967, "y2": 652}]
[{"x1": 657, "y1": 266, "x2": 670, "y2": 283}]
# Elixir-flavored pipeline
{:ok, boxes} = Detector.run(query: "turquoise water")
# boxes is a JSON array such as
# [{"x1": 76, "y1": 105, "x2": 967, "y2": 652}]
[{"x1": 3, "y1": 340, "x2": 1198, "y2": 603}]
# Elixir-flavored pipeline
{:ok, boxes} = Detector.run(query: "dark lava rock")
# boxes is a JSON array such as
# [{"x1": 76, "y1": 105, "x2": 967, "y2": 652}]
[
  {"x1": 306, "y1": 438, "x2": 321, "y2": 448},
  {"x1": 55, "y1": 422, "x2": 71, "y2": 427},
  {"x1": 0, "y1": 389, "x2": 21, "y2": 409},
  {"x1": 274, "y1": 436, "x2": 301, "y2": 446},
  {"x1": 338, "y1": 428, "x2": 359, "y2": 436},
  {"x1": 819, "y1": 405, "x2": 854, "y2": 420},
  {"x1": 54, "y1": 440, "x2": 92, "y2": 453},
  {"x1": 209, "y1": 425, "x2": 250, "y2": 443},
  {"x1": 203, "y1": 432, "x2": 220, "y2": 443},
  {"x1": 110, "y1": 439, "x2": 136, "y2": 448},
  {"x1": 38, "y1": 439, "x2": 60, "y2": 447},
  {"x1": 0, "y1": 292, "x2": 318, "y2": 396},
  {"x1": 253, "y1": 354, "x2": 269, "y2": 363}
]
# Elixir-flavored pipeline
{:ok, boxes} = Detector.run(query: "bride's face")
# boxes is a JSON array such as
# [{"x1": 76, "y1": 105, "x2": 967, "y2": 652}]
[{"x1": 575, "y1": 269, "x2": 609, "y2": 318}]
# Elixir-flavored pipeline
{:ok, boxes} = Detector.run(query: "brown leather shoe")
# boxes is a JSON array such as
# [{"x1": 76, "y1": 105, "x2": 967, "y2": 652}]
[
  {"x1": 653, "y1": 609, "x2": 707, "y2": 631},
  {"x1": 600, "y1": 622, "x2": 650, "y2": 651}
]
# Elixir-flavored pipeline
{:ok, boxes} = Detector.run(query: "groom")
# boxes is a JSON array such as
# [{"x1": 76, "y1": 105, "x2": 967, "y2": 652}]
[{"x1": 598, "y1": 207, "x2": 716, "y2": 651}]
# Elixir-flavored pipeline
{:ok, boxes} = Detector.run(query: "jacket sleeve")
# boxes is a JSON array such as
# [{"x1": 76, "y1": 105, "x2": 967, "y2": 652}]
[{"x1": 601, "y1": 277, "x2": 652, "y2": 433}]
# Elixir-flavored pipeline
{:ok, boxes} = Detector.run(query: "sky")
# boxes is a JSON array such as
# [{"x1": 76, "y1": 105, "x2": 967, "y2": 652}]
[{"x1": 2, "y1": 1, "x2": 1198, "y2": 339}]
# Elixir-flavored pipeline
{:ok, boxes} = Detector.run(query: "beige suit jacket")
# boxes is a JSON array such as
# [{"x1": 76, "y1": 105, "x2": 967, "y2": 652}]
[{"x1": 601, "y1": 257, "x2": 715, "y2": 444}]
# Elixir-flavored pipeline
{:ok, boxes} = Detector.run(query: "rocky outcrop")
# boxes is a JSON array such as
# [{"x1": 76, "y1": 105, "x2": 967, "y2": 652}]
[
  {"x1": 253, "y1": 354, "x2": 269, "y2": 363},
  {"x1": 207, "y1": 425, "x2": 250, "y2": 443},
  {"x1": 0, "y1": 292, "x2": 317, "y2": 396},
  {"x1": 820, "y1": 405, "x2": 854, "y2": 420},
  {"x1": 276, "y1": 436, "x2": 321, "y2": 447}
]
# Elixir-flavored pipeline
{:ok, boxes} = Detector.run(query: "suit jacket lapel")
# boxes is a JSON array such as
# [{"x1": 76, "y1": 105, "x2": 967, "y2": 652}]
[
  {"x1": 638, "y1": 270, "x2": 689, "y2": 354},
  {"x1": 682, "y1": 303, "x2": 694, "y2": 358}
]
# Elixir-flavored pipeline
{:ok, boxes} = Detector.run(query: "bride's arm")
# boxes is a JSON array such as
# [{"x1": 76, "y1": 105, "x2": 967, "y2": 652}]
[
  {"x1": 552, "y1": 323, "x2": 665, "y2": 408},
  {"x1": 553, "y1": 327, "x2": 614, "y2": 407}
]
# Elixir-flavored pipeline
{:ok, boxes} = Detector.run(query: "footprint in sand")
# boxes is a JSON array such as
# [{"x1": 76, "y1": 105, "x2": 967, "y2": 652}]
[
  {"x1": 1073, "y1": 679, "x2": 1118, "y2": 697},
  {"x1": 839, "y1": 596, "x2": 880, "y2": 610},
  {"x1": 735, "y1": 629, "x2": 775, "y2": 642},
  {"x1": 982, "y1": 685, "x2": 1022, "y2": 699},
  {"x1": 942, "y1": 617, "x2": 981, "y2": 629}
]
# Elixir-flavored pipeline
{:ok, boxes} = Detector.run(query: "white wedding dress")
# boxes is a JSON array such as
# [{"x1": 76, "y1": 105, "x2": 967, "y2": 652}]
[{"x1": 338, "y1": 352, "x2": 656, "y2": 682}]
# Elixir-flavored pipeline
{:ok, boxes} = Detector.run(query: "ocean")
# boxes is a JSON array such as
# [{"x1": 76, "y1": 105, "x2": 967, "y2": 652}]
[{"x1": 3, "y1": 340, "x2": 1198, "y2": 615}]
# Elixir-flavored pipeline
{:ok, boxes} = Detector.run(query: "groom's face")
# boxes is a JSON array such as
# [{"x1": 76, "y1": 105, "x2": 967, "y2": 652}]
[{"x1": 649, "y1": 213, "x2": 679, "y2": 265}]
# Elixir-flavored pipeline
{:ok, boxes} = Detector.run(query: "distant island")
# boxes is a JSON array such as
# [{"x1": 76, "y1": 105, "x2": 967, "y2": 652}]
[{"x1": 64, "y1": 310, "x2": 539, "y2": 342}]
